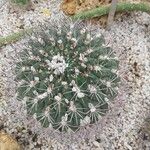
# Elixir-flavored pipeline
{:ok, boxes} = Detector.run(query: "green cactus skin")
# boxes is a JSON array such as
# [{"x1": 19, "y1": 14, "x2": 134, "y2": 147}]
[
  {"x1": 16, "y1": 22, "x2": 120, "y2": 132},
  {"x1": 72, "y1": 2, "x2": 150, "y2": 20}
]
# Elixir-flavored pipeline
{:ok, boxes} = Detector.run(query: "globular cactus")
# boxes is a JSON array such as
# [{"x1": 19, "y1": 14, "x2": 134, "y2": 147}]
[{"x1": 15, "y1": 22, "x2": 120, "y2": 132}]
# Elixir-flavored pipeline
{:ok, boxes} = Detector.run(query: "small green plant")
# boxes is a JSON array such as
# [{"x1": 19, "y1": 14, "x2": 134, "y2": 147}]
[
  {"x1": 0, "y1": 29, "x2": 32, "y2": 48},
  {"x1": 15, "y1": 22, "x2": 120, "y2": 132},
  {"x1": 11, "y1": 0, "x2": 30, "y2": 5},
  {"x1": 72, "y1": 2, "x2": 150, "y2": 20}
]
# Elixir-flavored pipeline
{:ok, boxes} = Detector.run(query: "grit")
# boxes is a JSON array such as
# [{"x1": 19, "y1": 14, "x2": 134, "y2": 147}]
[{"x1": 0, "y1": 0, "x2": 150, "y2": 150}]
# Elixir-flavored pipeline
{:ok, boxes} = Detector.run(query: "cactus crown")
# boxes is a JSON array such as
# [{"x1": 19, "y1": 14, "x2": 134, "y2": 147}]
[{"x1": 16, "y1": 22, "x2": 120, "y2": 132}]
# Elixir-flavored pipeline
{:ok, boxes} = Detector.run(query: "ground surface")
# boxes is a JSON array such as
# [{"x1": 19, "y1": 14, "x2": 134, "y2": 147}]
[
  {"x1": 61, "y1": 0, "x2": 150, "y2": 14},
  {"x1": 0, "y1": 0, "x2": 150, "y2": 150},
  {"x1": 61, "y1": 0, "x2": 150, "y2": 26}
]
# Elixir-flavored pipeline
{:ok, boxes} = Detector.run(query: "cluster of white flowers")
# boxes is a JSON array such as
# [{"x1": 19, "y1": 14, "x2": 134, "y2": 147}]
[
  {"x1": 69, "y1": 101, "x2": 77, "y2": 112},
  {"x1": 79, "y1": 54, "x2": 87, "y2": 62},
  {"x1": 88, "y1": 103, "x2": 96, "y2": 113},
  {"x1": 88, "y1": 85, "x2": 97, "y2": 94},
  {"x1": 94, "y1": 65, "x2": 102, "y2": 72},
  {"x1": 61, "y1": 114, "x2": 68, "y2": 126},
  {"x1": 85, "y1": 48, "x2": 93, "y2": 55},
  {"x1": 54, "y1": 94, "x2": 62, "y2": 104},
  {"x1": 45, "y1": 54, "x2": 68, "y2": 75},
  {"x1": 70, "y1": 80, "x2": 85, "y2": 98},
  {"x1": 72, "y1": 85, "x2": 85, "y2": 98}
]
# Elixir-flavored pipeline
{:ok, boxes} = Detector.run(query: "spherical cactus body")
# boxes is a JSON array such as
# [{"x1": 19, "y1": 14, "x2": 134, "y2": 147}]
[{"x1": 16, "y1": 22, "x2": 120, "y2": 132}]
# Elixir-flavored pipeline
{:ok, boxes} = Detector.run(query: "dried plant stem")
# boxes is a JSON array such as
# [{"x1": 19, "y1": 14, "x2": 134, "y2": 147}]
[{"x1": 107, "y1": 0, "x2": 118, "y2": 30}]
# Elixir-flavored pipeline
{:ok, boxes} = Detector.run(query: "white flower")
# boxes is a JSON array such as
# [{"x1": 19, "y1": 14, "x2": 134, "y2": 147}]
[
  {"x1": 48, "y1": 54, "x2": 68, "y2": 75},
  {"x1": 86, "y1": 48, "x2": 93, "y2": 54},
  {"x1": 65, "y1": 99, "x2": 69, "y2": 104},
  {"x1": 57, "y1": 39, "x2": 63, "y2": 44},
  {"x1": 71, "y1": 38, "x2": 77, "y2": 43},
  {"x1": 70, "y1": 80, "x2": 76, "y2": 86},
  {"x1": 37, "y1": 92, "x2": 48, "y2": 100},
  {"x1": 66, "y1": 31, "x2": 72, "y2": 39},
  {"x1": 106, "y1": 81, "x2": 111, "y2": 87},
  {"x1": 61, "y1": 114, "x2": 68, "y2": 126},
  {"x1": 94, "y1": 66, "x2": 101, "y2": 71},
  {"x1": 31, "y1": 66, "x2": 36, "y2": 72},
  {"x1": 80, "y1": 29, "x2": 86, "y2": 34},
  {"x1": 77, "y1": 92, "x2": 85, "y2": 98},
  {"x1": 54, "y1": 95, "x2": 61, "y2": 102},
  {"x1": 33, "y1": 90, "x2": 38, "y2": 95},
  {"x1": 99, "y1": 55, "x2": 109, "y2": 60},
  {"x1": 49, "y1": 75, "x2": 54, "y2": 82},
  {"x1": 39, "y1": 50, "x2": 44, "y2": 55},
  {"x1": 34, "y1": 98, "x2": 38, "y2": 103},
  {"x1": 39, "y1": 69, "x2": 42, "y2": 73},
  {"x1": 50, "y1": 37, "x2": 55, "y2": 41},
  {"x1": 21, "y1": 67, "x2": 26, "y2": 71},
  {"x1": 23, "y1": 96, "x2": 28, "y2": 101},
  {"x1": 69, "y1": 101, "x2": 76, "y2": 112},
  {"x1": 104, "y1": 97, "x2": 109, "y2": 102},
  {"x1": 72, "y1": 85, "x2": 85, "y2": 98},
  {"x1": 62, "y1": 81, "x2": 67, "y2": 85},
  {"x1": 86, "y1": 34, "x2": 91, "y2": 40},
  {"x1": 88, "y1": 103, "x2": 96, "y2": 112},
  {"x1": 88, "y1": 85, "x2": 97, "y2": 94},
  {"x1": 75, "y1": 68, "x2": 80, "y2": 75},
  {"x1": 79, "y1": 54, "x2": 87, "y2": 62},
  {"x1": 72, "y1": 86, "x2": 80, "y2": 93},
  {"x1": 95, "y1": 33, "x2": 101, "y2": 38},
  {"x1": 34, "y1": 77, "x2": 39, "y2": 82},
  {"x1": 57, "y1": 29, "x2": 61, "y2": 35},
  {"x1": 45, "y1": 59, "x2": 51, "y2": 66},
  {"x1": 81, "y1": 63, "x2": 86, "y2": 68},
  {"x1": 38, "y1": 37, "x2": 44, "y2": 44}
]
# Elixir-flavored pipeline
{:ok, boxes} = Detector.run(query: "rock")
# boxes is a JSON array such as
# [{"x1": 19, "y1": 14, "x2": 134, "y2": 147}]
[
  {"x1": 41, "y1": 8, "x2": 51, "y2": 16},
  {"x1": 0, "y1": 131, "x2": 21, "y2": 150}
]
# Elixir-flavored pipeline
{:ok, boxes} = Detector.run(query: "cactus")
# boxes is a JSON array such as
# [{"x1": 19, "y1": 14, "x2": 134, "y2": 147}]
[
  {"x1": 0, "y1": 29, "x2": 32, "y2": 48},
  {"x1": 72, "y1": 2, "x2": 150, "y2": 20},
  {"x1": 11, "y1": 0, "x2": 30, "y2": 5},
  {"x1": 15, "y1": 22, "x2": 120, "y2": 132}
]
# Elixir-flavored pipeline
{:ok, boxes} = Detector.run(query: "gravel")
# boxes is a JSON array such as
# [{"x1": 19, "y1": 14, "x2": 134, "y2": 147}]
[
  {"x1": 0, "y1": 0, "x2": 62, "y2": 36},
  {"x1": 0, "y1": 0, "x2": 150, "y2": 149}
]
